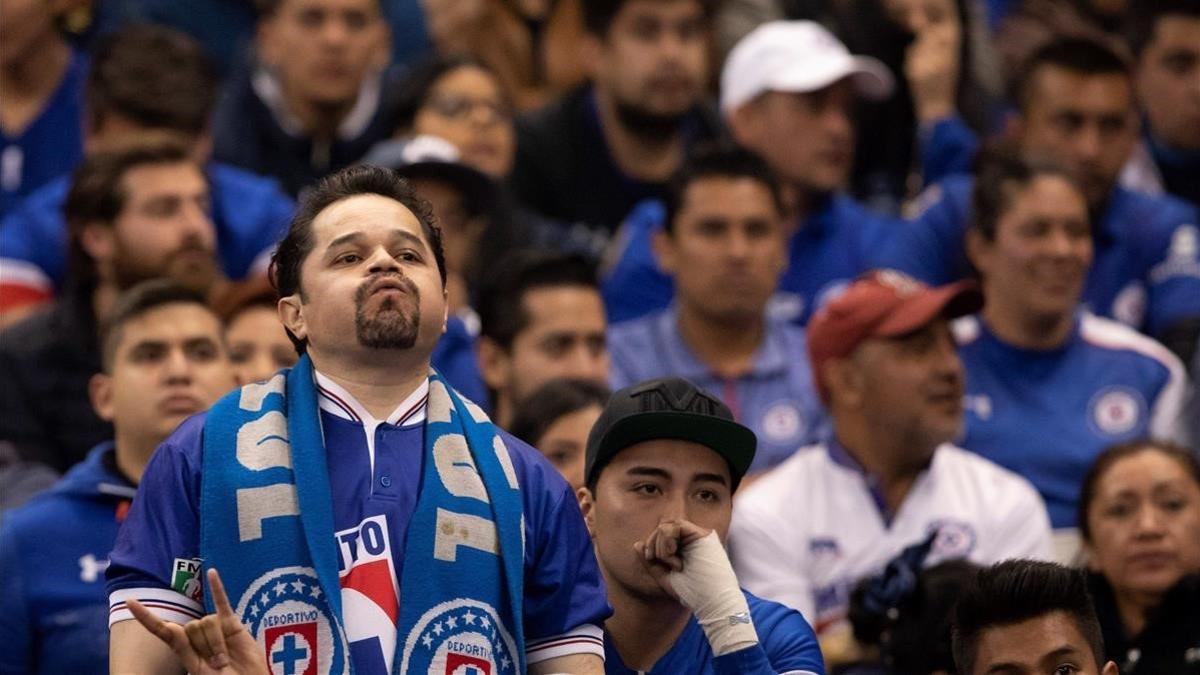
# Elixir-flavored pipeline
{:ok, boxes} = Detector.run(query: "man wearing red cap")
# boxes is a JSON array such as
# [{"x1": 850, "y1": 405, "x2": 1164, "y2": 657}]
[{"x1": 727, "y1": 270, "x2": 1053, "y2": 656}]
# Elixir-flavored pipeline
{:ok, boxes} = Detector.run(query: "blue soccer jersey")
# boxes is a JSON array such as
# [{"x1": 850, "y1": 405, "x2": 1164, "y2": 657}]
[
  {"x1": 601, "y1": 195, "x2": 903, "y2": 326},
  {"x1": 602, "y1": 591, "x2": 824, "y2": 675},
  {"x1": 0, "y1": 443, "x2": 136, "y2": 675},
  {"x1": 954, "y1": 314, "x2": 1191, "y2": 528},
  {"x1": 106, "y1": 375, "x2": 610, "y2": 673},
  {"x1": 885, "y1": 175, "x2": 1200, "y2": 338}
]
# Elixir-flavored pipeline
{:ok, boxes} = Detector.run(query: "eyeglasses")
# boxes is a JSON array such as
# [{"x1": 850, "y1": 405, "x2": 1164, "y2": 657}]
[{"x1": 423, "y1": 95, "x2": 513, "y2": 125}]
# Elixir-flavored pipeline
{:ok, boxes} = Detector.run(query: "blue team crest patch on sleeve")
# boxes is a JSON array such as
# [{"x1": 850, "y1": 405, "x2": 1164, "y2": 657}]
[
  {"x1": 235, "y1": 566, "x2": 347, "y2": 675},
  {"x1": 398, "y1": 599, "x2": 519, "y2": 675}
]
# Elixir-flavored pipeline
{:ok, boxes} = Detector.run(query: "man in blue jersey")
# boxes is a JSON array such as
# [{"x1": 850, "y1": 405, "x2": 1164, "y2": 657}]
[
  {"x1": 0, "y1": 0, "x2": 85, "y2": 219},
  {"x1": 602, "y1": 20, "x2": 900, "y2": 326},
  {"x1": 955, "y1": 149, "x2": 1190, "y2": 548},
  {"x1": 0, "y1": 142, "x2": 224, "y2": 474},
  {"x1": 577, "y1": 376, "x2": 825, "y2": 674},
  {"x1": 607, "y1": 145, "x2": 827, "y2": 473},
  {"x1": 888, "y1": 36, "x2": 1200, "y2": 358},
  {"x1": 0, "y1": 281, "x2": 236, "y2": 674},
  {"x1": 108, "y1": 165, "x2": 609, "y2": 674},
  {"x1": 0, "y1": 24, "x2": 294, "y2": 324}
]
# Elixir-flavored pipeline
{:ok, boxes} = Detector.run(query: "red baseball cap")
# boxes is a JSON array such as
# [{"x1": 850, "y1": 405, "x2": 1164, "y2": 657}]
[{"x1": 807, "y1": 270, "x2": 984, "y2": 402}]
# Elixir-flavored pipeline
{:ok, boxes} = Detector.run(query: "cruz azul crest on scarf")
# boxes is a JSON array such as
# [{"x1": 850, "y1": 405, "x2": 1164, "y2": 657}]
[{"x1": 200, "y1": 355, "x2": 525, "y2": 674}]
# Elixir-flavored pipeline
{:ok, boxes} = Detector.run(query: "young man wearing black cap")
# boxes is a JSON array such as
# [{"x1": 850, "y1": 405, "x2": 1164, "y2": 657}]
[
  {"x1": 727, "y1": 270, "x2": 1053, "y2": 660},
  {"x1": 577, "y1": 377, "x2": 825, "y2": 674}
]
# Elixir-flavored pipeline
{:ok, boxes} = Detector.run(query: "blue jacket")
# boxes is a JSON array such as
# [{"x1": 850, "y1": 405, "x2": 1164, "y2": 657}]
[{"x1": 0, "y1": 443, "x2": 135, "y2": 675}]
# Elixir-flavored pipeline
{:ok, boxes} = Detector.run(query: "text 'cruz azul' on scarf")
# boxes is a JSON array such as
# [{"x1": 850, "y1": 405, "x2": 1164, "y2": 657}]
[{"x1": 199, "y1": 354, "x2": 526, "y2": 674}]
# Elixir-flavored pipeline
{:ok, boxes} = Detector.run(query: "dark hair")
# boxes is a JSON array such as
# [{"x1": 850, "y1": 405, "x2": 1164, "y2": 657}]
[
  {"x1": 254, "y1": 0, "x2": 382, "y2": 18},
  {"x1": 582, "y1": 0, "x2": 711, "y2": 36},
  {"x1": 1077, "y1": 439, "x2": 1200, "y2": 541},
  {"x1": 970, "y1": 144, "x2": 1085, "y2": 242},
  {"x1": 1014, "y1": 37, "x2": 1131, "y2": 111},
  {"x1": 270, "y1": 165, "x2": 445, "y2": 353},
  {"x1": 664, "y1": 143, "x2": 786, "y2": 234},
  {"x1": 394, "y1": 54, "x2": 508, "y2": 133},
  {"x1": 86, "y1": 24, "x2": 217, "y2": 137},
  {"x1": 212, "y1": 277, "x2": 279, "y2": 324},
  {"x1": 952, "y1": 560, "x2": 1106, "y2": 675},
  {"x1": 509, "y1": 378, "x2": 610, "y2": 449},
  {"x1": 100, "y1": 279, "x2": 215, "y2": 372},
  {"x1": 65, "y1": 141, "x2": 198, "y2": 287},
  {"x1": 1126, "y1": 0, "x2": 1200, "y2": 58},
  {"x1": 476, "y1": 250, "x2": 599, "y2": 350}
]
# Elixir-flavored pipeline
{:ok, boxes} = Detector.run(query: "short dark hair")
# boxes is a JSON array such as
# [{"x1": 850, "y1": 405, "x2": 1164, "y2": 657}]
[
  {"x1": 664, "y1": 143, "x2": 786, "y2": 234},
  {"x1": 394, "y1": 54, "x2": 508, "y2": 132},
  {"x1": 1078, "y1": 439, "x2": 1200, "y2": 541},
  {"x1": 970, "y1": 144, "x2": 1085, "y2": 242},
  {"x1": 86, "y1": 24, "x2": 217, "y2": 137},
  {"x1": 582, "y1": 0, "x2": 711, "y2": 37},
  {"x1": 476, "y1": 251, "x2": 599, "y2": 351},
  {"x1": 1127, "y1": 0, "x2": 1200, "y2": 58},
  {"x1": 1014, "y1": 37, "x2": 1131, "y2": 112},
  {"x1": 65, "y1": 141, "x2": 199, "y2": 286},
  {"x1": 952, "y1": 560, "x2": 1106, "y2": 675},
  {"x1": 100, "y1": 279, "x2": 215, "y2": 372},
  {"x1": 270, "y1": 165, "x2": 445, "y2": 353},
  {"x1": 509, "y1": 378, "x2": 611, "y2": 449},
  {"x1": 254, "y1": 0, "x2": 382, "y2": 18}
]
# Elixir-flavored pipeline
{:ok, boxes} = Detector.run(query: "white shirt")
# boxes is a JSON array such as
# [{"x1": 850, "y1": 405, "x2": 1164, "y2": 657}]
[{"x1": 728, "y1": 441, "x2": 1053, "y2": 635}]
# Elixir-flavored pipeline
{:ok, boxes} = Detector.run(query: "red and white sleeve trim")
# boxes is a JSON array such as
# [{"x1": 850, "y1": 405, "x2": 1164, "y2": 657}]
[
  {"x1": 525, "y1": 623, "x2": 605, "y2": 664},
  {"x1": 108, "y1": 587, "x2": 204, "y2": 627}
]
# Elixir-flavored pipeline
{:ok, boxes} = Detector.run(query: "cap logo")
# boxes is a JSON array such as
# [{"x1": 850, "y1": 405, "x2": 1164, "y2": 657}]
[
  {"x1": 628, "y1": 381, "x2": 723, "y2": 416},
  {"x1": 875, "y1": 269, "x2": 923, "y2": 297}
]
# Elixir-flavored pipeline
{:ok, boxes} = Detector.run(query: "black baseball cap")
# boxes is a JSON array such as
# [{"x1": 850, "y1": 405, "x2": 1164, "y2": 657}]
[{"x1": 585, "y1": 377, "x2": 758, "y2": 490}]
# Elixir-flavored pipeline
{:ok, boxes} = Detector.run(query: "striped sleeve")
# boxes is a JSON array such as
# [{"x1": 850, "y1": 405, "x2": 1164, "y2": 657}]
[
  {"x1": 109, "y1": 587, "x2": 204, "y2": 626},
  {"x1": 525, "y1": 624, "x2": 605, "y2": 664}
]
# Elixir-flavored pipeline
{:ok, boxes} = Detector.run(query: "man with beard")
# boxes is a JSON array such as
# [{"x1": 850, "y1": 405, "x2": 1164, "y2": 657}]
[
  {"x1": 107, "y1": 165, "x2": 609, "y2": 674},
  {"x1": 509, "y1": 0, "x2": 720, "y2": 254},
  {"x1": 0, "y1": 142, "x2": 220, "y2": 474}
]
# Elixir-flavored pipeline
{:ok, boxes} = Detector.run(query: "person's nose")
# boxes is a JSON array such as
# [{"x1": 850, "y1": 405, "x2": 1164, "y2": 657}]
[
  {"x1": 163, "y1": 347, "x2": 194, "y2": 384},
  {"x1": 1133, "y1": 503, "x2": 1167, "y2": 538},
  {"x1": 366, "y1": 246, "x2": 402, "y2": 275}
]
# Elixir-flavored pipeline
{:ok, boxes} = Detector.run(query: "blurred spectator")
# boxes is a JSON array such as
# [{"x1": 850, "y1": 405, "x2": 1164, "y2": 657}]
[
  {"x1": 210, "y1": 0, "x2": 397, "y2": 196},
  {"x1": 602, "y1": 21, "x2": 904, "y2": 326},
  {"x1": 0, "y1": 143, "x2": 222, "y2": 473},
  {"x1": 888, "y1": 38, "x2": 1200, "y2": 356},
  {"x1": 844, "y1": 541, "x2": 981, "y2": 675},
  {"x1": 388, "y1": 55, "x2": 516, "y2": 179},
  {"x1": 509, "y1": 0, "x2": 720, "y2": 254},
  {"x1": 0, "y1": 0, "x2": 85, "y2": 218},
  {"x1": 477, "y1": 251, "x2": 609, "y2": 427},
  {"x1": 1078, "y1": 440, "x2": 1200, "y2": 674},
  {"x1": 0, "y1": 281, "x2": 235, "y2": 674},
  {"x1": 0, "y1": 25, "x2": 293, "y2": 325},
  {"x1": 212, "y1": 280, "x2": 296, "y2": 385},
  {"x1": 954, "y1": 150, "x2": 1191, "y2": 540},
  {"x1": 421, "y1": 0, "x2": 587, "y2": 111},
  {"x1": 509, "y1": 377, "x2": 608, "y2": 490},
  {"x1": 994, "y1": 0, "x2": 1129, "y2": 88},
  {"x1": 1121, "y1": 0, "x2": 1200, "y2": 206},
  {"x1": 729, "y1": 272, "x2": 1052, "y2": 657},
  {"x1": 608, "y1": 146, "x2": 827, "y2": 473},
  {"x1": 0, "y1": 441, "x2": 58, "y2": 514},
  {"x1": 950, "y1": 560, "x2": 1120, "y2": 675}
]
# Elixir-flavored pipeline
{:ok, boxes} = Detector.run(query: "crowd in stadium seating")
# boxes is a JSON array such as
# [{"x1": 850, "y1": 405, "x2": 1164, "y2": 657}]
[{"x1": 0, "y1": 0, "x2": 1197, "y2": 673}]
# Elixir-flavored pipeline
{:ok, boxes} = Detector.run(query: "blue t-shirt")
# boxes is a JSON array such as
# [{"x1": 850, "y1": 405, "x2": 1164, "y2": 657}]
[
  {"x1": 608, "y1": 310, "x2": 829, "y2": 472},
  {"x1": 886, "y1": 175, "x2": 1200, "y2": 338},
  {"x1": 0, "y1": 443, "x2": 136, "y2": 675},
  {"x1": 105, "y1": 378, "x2": 609, "y2": 673},
  {"x1": 602, "y1": 591, "x2": 824, "y2": 675},
  {"x1": 0, "y1": 51, "x2": 86, "y2": 219},
  {"x1": 955, "y1": 314, "x2": 1189, "y2": 528},
  {"x1": 602, "y1": 195, "x2": 903, "y2": 326},
  {"x1": 0, "y1": 162, "x2": 293, "y2": 306}
]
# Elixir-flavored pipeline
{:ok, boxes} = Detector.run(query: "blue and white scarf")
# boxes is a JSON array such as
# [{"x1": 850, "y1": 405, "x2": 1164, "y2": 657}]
[{"x1": 200, "y1": 355, "x2": 525, "y2": 674}]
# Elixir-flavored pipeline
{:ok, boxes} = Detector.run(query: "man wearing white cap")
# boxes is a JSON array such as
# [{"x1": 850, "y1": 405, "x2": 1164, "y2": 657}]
[{"x1": 602, "y1": 21, "x2": 906, "y2": 328}]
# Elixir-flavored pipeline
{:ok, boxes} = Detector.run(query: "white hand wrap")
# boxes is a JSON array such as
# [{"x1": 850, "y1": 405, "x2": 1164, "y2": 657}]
[{"x1": 666, "y1": 531, "x2": 759, "y2": 656}]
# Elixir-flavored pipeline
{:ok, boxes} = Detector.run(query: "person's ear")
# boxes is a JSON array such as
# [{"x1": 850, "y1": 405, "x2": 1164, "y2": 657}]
[
  {"x1": 726, "y1": 102, "x2": 760, "y2": 151},
  {"x1": 577, "y1": 486, "x2": 597, "y2": 538},
  {"x1": 277, "y1": 295, "x2": 307, "y2": 346},
  {"x1": 90, "y1": 373, "x2": 115, "y2": 422},
  {"x1": 965, "y1": 228, "x2": 992, "y2": 277},
  {"x1": 581, "y1": 32, "x2": 605, "y2": 81},
  {"x1": 824, "y1": 357, "x2": 864, "y2": 409},
  {"x1": 476, "y1": 337, "x2": 511, "y2": 390},
  {"x1": 1101, "y1": 661, "x2": 1120, "y2": 675},
  {"x1": 80, "y1": 223, "x2": 115, "y2": 265},
  {"x1": 256, "y1": 18, "x2": 282, "y2": 69},
  {"x1": 651, "y1": 229, "x2": 678, "y2": 275}
]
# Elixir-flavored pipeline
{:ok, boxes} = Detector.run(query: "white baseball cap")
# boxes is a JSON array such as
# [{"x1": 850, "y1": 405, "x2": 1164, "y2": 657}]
[{"x1": 720, "y1": 21, "x2": 895, "y2": 115}]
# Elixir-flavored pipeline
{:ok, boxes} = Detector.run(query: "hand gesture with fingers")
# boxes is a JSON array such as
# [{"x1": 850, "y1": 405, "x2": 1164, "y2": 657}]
[
  {"x1": 634, "y1": 519, "x2": 713, "y2": 598},
  {"x1": 127, "y1": 568, "x2": 266, "y2": 675}
]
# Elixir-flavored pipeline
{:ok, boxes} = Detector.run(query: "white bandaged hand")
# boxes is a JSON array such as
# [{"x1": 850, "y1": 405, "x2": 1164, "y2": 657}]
[{"x1": 666, "y1": 531, "x2": 758, "y2": 656}]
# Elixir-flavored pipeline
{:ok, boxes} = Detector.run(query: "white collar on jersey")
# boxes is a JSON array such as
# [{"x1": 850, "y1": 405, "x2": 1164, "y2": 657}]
[{"x1": 312, "y1": 370, "x2": 429, "y2": 429}]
